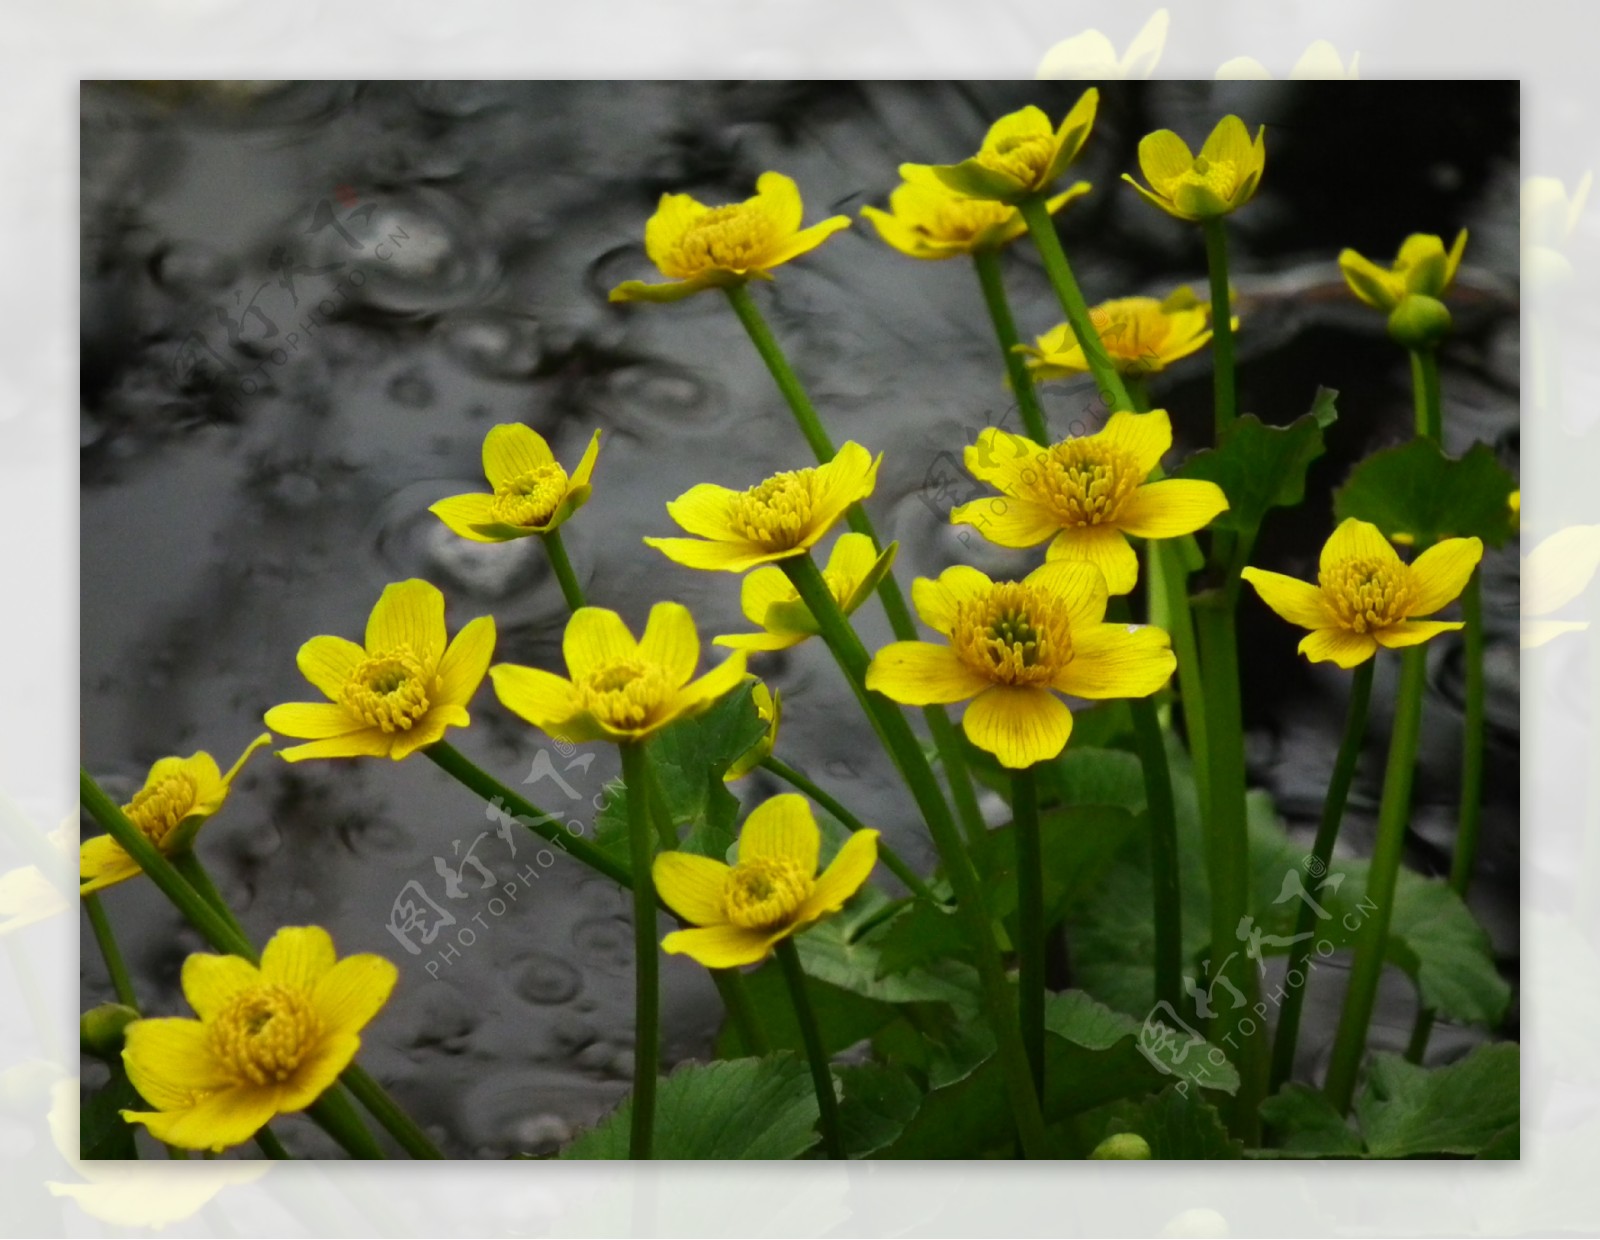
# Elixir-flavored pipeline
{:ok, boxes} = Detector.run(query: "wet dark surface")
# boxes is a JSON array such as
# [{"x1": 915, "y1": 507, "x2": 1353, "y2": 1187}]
[{"x1": 79, "y1": 80, "x2": 1519, "y2": 1155}]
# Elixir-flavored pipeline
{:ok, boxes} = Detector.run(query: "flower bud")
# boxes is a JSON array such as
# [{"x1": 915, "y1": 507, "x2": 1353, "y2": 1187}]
[
  {"x1": 1386, "y1": 294, "x2": 1453, "y2": 349},
  {"x1": 1089, "y1": 1131, "x2": 1153, "y2": 1159},
  {"x1": 80, "y1": 1003, "x2": 140, "y2": 1060}
]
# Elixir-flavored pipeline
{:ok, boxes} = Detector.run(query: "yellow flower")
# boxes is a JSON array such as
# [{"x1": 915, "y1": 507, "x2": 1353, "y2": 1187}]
[
  {"x1": 1339, "y1": 231, "x2": 1468, "y2": 312},
  {"x1": 1522, "y1": 522, "x2": 1600, "y2": 648},
  {"x1": 714, "y1": 532, "x2": 896, "y2": 652},
  {"x1": 861, "y1": 171, "x2": 1090, "y2": 260},
  {"x1": 264, "y1": 579, "x2": 496, "y2": 761},
  {"x1": 1036, "y1": 10, "x2": 1169, "y2": 80},
  {"x1": 724, "y1": 684, "x2": 781, "y2": 782},
  {"x1": 950, "y1": 410, "x2": 1229, "y2": 594},
  {"x1": 429, "y1": 424, "x2": 601, "y2": 542},
  {"x1": 903, "y1": 91, "x2": 1099, "y2": 204},
  {"x1": 1018, "y1": 287, "x2": 1229, "y2": 380},
  {"x1": 608, "y1": 172, "x2": 851, "y2": 304},
  {"x1": 490, "y1": 603, "x2": 748, "y2": 744},
  {"x1": 1123, "y1": 115, "x2": 1266, "y2": 221},
  {"x1": 1524, "y1": 172, "x2": 1590, "y2": 285},
  {"x1": 866, "y1": 561, "x2": 1175, "y2": 768},
  {"x1": 644, "y1": 441, "x2": 881, "y2": 574},
  {"x1": 1241, "y1": 518, "x2": 1483, "y2": 668},
  {"x1": 119, "y1": 926, "x2": 397, "y2": 1152},
  {"x1": 1216, "y1": 40, "x2": 1361, "y2": 80},
  {"x1": 653, "y1": 793, "x2": 879, "y2": 968},
  {"x1": 80, "y1": 736, "x2": 272, "y2": 895}
]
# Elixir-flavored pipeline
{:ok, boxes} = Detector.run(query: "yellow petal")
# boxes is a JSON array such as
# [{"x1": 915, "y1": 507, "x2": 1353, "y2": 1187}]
[
  {"x1": 960, "y1": 685, "x2": 1073, "y2": 769},
  {"x1": 1117, "y1": 478, "x2": 1229, "y2": 539},
  {"x1": 824, "y1": 532, "x2": 879, "y2": 583},
  {"x1": 481, "y1": 423, "x2": 554, "y2": 489},
  {"x1": 122, "y1": 1018, "x2": 232, "y2": 1110},
  {"x1": 1240, "y1": 567, "x2": 1334, "y2": 630},
  {"x1": 365, "y1": 580, "x2": 447, "y2": 674},
  {"x1": 1406, "y1": 537, "x2": 1483, "y2": 616},
  {"x1": 1122, "y1": 172, "x2": 1189, "y2": 220},
  {"x1": 806, "y1": 442, "x2": 879, "y2": 541},
  {"x1": 217, "y1": 733, "x2": 274, "y2": 791},
  {"x1": 277, "y1": 731, "x2": 397, "y2": 762},
  {"x1": 1097, "y1": 409, "x2": 1171, "y2": 477},
  {"x1": 1374, "y1": 620, "x2": 1464, "y2": 649},
  {"x1": 950, "y1": 494, "x2": 1061, "y2": 549},
  {"x1": 910, "y1": 565, "x2": 996, "y2": 636},
  {"x1": 608, "y1": 274, "x2": 720, "y2": 303},
  {"x1": 311, "y1": 954, "x2": 398, "y2": 1037},
  {"x1": 180, "y1": 954, "x2": 262, "y2": 1020},
  {"x1": 643, "y1": 535, "x2": 783, "y2": 573},
  {"x1": 653, "y1": 850, "x2": 734, "y2": 926},
  {"x1": 754, "y1": 171, "x2": 804, "y2": 236},
  {"x1": 388, "y1": 709, "x2": 460, "y2": 760},
  {"x1": 1198, "y1": 115, "x2": 1254, "y2": 182},
  {"x1": 866, "y1": 642, "x2": 991, "y2": 705},
  {"x1": 661, "y1": 923, "x2": 784, "y2": 969},
  {"x1": 277, "y1": 1030, "x2": 361, "y2": 1114},
  {"x1": 737, "y1": 793, "x2": 821, "y2": 872},
  {"x1": 1298, "y1": 628, "x2": 1378, "y2": 668},
  {"x1": 435, "y1": 614, "x2": 497, "y2": 709},
  {"x1": 639, "y1": 602, "x2": 700, "y2": 687},
  {"x1": 570, "y1": 428, "x2": 603, "y2": 488},
  {"x1": 795, "y1": 829, "x2": 879, "y2": 924},
  {"x1": 260, "y1": 925, "x2": 338, "y2": 991},
  {"x1": 1320, "y1": 518, "x2": 1399, "y2": 576},
  {"x1": 760, "y1": 216, "x2": 852, "y2": 269},
  {"x1": 264, "y1": 701, "x2": 365, "y2": 740},
  {"x1": 1022, "y1": 558, "x2": 1111, "y2": 629},
  {"x1": 488, "y1": 664, "x2": 582, "y2": 733},
  {"x1": 963, "y1": 426, "x2": 1046, "y2": 490},
  {"x1": 563, "y1": 607, "x2": 639, "y2": 679},
  {"x1": 1053, "y1": 623, "x2": 1175, "y2": 700},
  {"x1": 1339, "y1": 248, "x2": 1401, "y2": 310},
  {"x1": 1137, "y1": 129, "x2": 1195, "y2": 196},
  {"x1": 740, "y1": 564, "x2": 801, "y2": 628},
  {"x1": 79, "y1": 835, "x2": 138, "y2": 894},
  {"x1": 670, "y1": 649, "x2": 749, "y2": 720},
  {"x1": 295, "y1": 634, "x2": 367, "y2": 701},
  {"x1": 644, "y1": 191, "x2": 709, "y2": 272},
  {"x1": 664, "y1": 482, "x2": 740, "y2": 539},
  {"x1": 123, "y1": 1084, "x2": 281, "y2": 1153},
  {"x1": 1047, "y1": 524, "x2": 1140, "y2": 595},
  {"x1": 1524, "y1": 523, "x2": 1600, "y2": 614},
  {"x1": 1443, "y1": 229, "x2": 1469, "y2": 291},
  {"x1": 1522, "y1": 619, "x2": 1588, "y2": 648},
  {"x1": 428, "y1": 493, "x2": 506, "y2": 543},
  {"x1": 714, "y1": 629, "x2": 806, "y2": 652}
]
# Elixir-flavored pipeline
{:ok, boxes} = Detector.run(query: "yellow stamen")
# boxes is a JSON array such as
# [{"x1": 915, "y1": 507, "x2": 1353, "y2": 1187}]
[
  {"x1": 1089, "y1": 303, "x2": 1174, "y2": 362},
  {"x1": 1322, "y1": 557, "x2": 1415, "y2": 633},
  {"x1": 1034, "y1": 439, "x2": 1143, "y2": 527},
  {"x1": 123, "y1": 775, "x2": 199, "y2": 844},
  {"x1": 210, "y1": 984, "x2": 321, "y2": 1086},
  {"x1": 981, "y1": 132, "x2": 1054, "y2": 184},
  {"x1": 490, "y1": 462, "x2": 568, "y2": 527},
  {"x1": 723, "y1": 857, "x2": 813, "y2": 930},
  {"x1": 663, "y1": 204, "x2": 778, "y2": 277},
  {"x1": 341, "y1": 647, "x2": 431, "y2": 732},
  {"x1": 577, "y1": 660, "x2": 673, "y2": 731},
  {"x1": 1172, "y1": 155, "x2": 1237, "y2": 200},
  {"x1": 950, "y1": 582, "x2": 1074, "y2": 685},
  {"x1": 729, "y1": 471, "x2": 816, "y2": 549},
  {"x1": 920, "y1": 196, "x2": 1014, "y2": 243}
]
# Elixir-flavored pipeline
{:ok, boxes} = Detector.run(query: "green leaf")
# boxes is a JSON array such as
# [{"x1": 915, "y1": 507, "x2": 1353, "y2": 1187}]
[
  {"x1": 794, "y1": 891, "x2": 983, "y2": 1008},
  {"x1": 1333, "y1": 438, "x2": 1518, "y2": 550},
  {"x1": 1105, "y1": 1086, "x2": 1244, "y2": 1159},
  {"x1": 1175, "y1": 394, "x2": 1337, "y2": 537},
  {"x1": 960, "y1": 732, "x2": 1143, "y2": 810},
  {"x1": 1260, "y1": 1083, "x2": 1364, "y2": 1156},
  {"x1": 872, "y1": 901, "x2": 975, "y2": 978},
  {"x1": 715, "y1": 963, "x2": 900, "y2": 1059},
  {"x1": 836, "y1": 1063, "x2": 923, "y2": 1157},
  {"x1": 972, "y1": 804, "x2": 1140, "y2": 926},
  {"x1": 561, "y1": 1054, "x2": 821, "y2": 1159},
  {"x1": 1356, "y1": 1043, "x2": 1520, "y2": 1158},
  {"x1": 80, "y1": 1066, "x2": 142, "y2": 1159}
]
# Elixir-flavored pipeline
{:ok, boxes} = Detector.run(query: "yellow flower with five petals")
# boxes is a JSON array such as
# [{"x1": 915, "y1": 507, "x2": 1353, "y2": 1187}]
[
  {"x1": 80, "y1": 736, "x2": 272, "y2": 895},
  {"x1": 1339, "y1": 231, "x2": 1468, "y2": 312},
  {"x1": 951, "y1": 410, "x2": 1229, "y2": 594},
  {"x1": 490, "y1": 604, "x2": 747, "y2": 744},
  {"x1": 429, "y1": 424, "x2": 600, "y2": 542},
  {"x1": 1018, "y1": 287, "x2": 1228, "y2": 381},
  {"x1": 904, "y1": 91, "x2": 1099, "y2": 204},
  {"x1": 119, "y1": 926, "x2": 397, "y2": 1152},
  {"x1": 1123, "y1": 115, "x2": 1266, "y2": 221},
  {"x1": 653, "y1": 793, "x2": 878, "y2": 968},
  {"x1": 645, "y1": 441, "x2": 881, "y2": 574},
  {"x1": 608, "y1": 172, "x2": 851, "y2": 304},
  {"x1": 866, "y1": 561, "x2": 1175, "y2": 768},
  {"x1": 861, "y1": 170, "x2": 1090, "y2": 260},
  {"x1": 1241, "y1": 518, "x2": 1483, "y2": 668},
  {"x1": 264, "y1": 580, "x2": 495, "y2": 761},
  {"x1": 714, "y1": 532, "x2": 896, "y2": 652}
]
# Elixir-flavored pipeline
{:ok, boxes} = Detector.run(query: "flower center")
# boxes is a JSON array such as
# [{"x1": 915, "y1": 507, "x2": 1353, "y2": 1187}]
[
  {"x1": 1089, "y1": 301, "x2": 1172, "y2": 363},
  {"x1": 723, "y1": 857, "x2": 814, "y2": 930},
  {"x1": 490, "y1": 463, "x2": 568, "y2": 528},
  {"x1": 1171, "y1": 156, "x2": 1238, "y2": 203},
  {"x1": 665, "y1": 203, "x2": 778, "y2": 277},
  {"x1": 950, "y1": 582, "x2": 1074, "y2": 685},
  {"x1": 341, "y1": 646, "x2": 432, "y2": 732},
  {"x1": 1030, "y1": 439, "x2": 1143, "y2": 527},
  {"x1": 123, "y1": 774, "x2": 199, "y2": 845},
  {"x1": 1321, "y1": 556, "x2": 1415, "y2": 633},
  {"x1": 922, "y1": 196, "x2": 1015, "y2": 243},
  {"x1": 729, "y1": 471, "x2": 817, "y2": 550},
  {"x1": 210, "y1": 984, "x2": 321, "y2": 1087},
  {"x1": 578, "y1": 659, "x2": 673, "y2": 731},
  {"x1": 981, "y1": 132, "x2": 1054, "y2": 185}
]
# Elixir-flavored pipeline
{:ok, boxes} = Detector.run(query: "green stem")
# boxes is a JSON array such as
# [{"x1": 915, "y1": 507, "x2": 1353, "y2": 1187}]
[
  {"x1": 642, "y1": 751, "x2": 680, "y2": 852},
  {"x1": 304, "y1": 1088, "x2": 386, "y2": 1160},
  {"x1": 83, "y1": 893, "x2": 137, "y2": 1008},
  {"x1": 340, "y1": 1065, "x2": 443, "y2": 1159},
  {"x1": 1268, "y1": 659, "x2": 1375, "y2": 1092},
  {"x1": 170, "y1": 850, "x2": 250, "y2": 944},
  {"x1": 1131, "y1": 694, "x2": 1182, "y2": 1014},
  {"x1": 254, "y1": 1127, "x2": 292, "y2": 1159},
  {"x1": 1200, "y1": 218, "x2": 1238, "y2": 440},
  {"x1": 1011, "y1": 766, "x2": 1045, "y2": 1101},
  {"x1": 1409, "y1": 347, "x2": 1443, "y2": 443},
  {"x1": 542, "y1": 528, "x2": 587, "y2": 611},
  {"x1": 1324, "y1": 647, "x2": 1428, "y2": 1113},
  {"x1": 760, "y1": 754, "x2": 934, "y2": 900},
  {"x1": 779, "y1": 553, "x2": 1050, "y2": 1157},
  {"x1": 618, "y1": 742, "x2": 660, "y2": 1159},
  {"x1": 711, "y1": 969, "x2": 769, "y2": 1056},
  {"x1": 774, "y1": 937, "x2": 844, "y2": 1159},
  {"x1": 1017, "y1": 195, "x2": 1131, "y2": 414},
  {"x1": 724, "y1": 282, "x2": 835, "y2": 459},
  {"x1": 971, "y1": 247, "x2": 1049, "y2": 444},
  {"x1": 425, "y1": 741, "x2": 632, "y2": 888}
]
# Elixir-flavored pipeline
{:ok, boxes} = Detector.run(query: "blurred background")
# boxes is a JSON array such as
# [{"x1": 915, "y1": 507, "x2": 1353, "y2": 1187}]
[{"x1": 79, "y1": 80, "x2": 1518, "y2": 1157}]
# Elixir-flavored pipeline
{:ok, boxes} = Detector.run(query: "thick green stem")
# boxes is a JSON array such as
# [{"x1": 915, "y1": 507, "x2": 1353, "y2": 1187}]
[
  {"x1": 425, "y1": 741, "x2": 632, "y2": 888},
  {"x1": 971, "y1": 247, "x2": 1049, "y2": 444},
  {"x1": 170, "y1": 850, "x2": 250, "y2": 945},
  {"x1": 1012, "y1": 766, "x2": 1045, "y2": 1101},
  {"x1": 304, "y1": 1087, "x2": 387, "y2": 1160},
  {"x1": 1409, "y1": 347, "x2": 1443, "y2": 443},
  {"x1": 1017, "y1": 196, "x2": 1131, "y2": 413},
  {"x1": 83, "y1": 894, "x2": 137, "y2": 1008},
  {"x1": 724, "y1": 282, "x2": 835, "y2": 459},
  {"x1": 1324, "y1": 647, "x2": 1428, "y2": 1113},
  {"x1": 254, "y1": 1127, "x2": 292, "y2": 1159},
  {"x1": 711, "y1": 969, "x2": 769, "y2": 1056},
  {"x1": 774, "y1": 937, "x2": 844, "y2": 1159},
  {"x1": 618, "y1": 742, "x2": 660, "y2": 1159},
  {"x1": 542, "y1": 528, "x2": 586, "y2": 611},
  {"x1": 1268, "y1": 659, "x2": 1376, "y2": 1091},
  {"x1": 779, "y1": 553, "x2": 1050, "y2": 1156},
  {"x1": 1201, "y1": 218, "x2": 1238, "y2": 440}
]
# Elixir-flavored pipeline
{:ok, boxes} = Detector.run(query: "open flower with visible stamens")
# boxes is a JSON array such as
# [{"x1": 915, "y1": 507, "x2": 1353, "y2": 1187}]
[
  {"x1": 119, "y1": 926, "x2": 397, "y2": 1152},
  {"x1": 1241, "y1": 518, "x2": 1483, "y2": 668},
  {"x1": 429, "y1": 424, "x2": 600, "y2": 542},
  {"x1": 80, "y1": 736, "x2": 272, "y2": 895},
  {"x1": 608, "y1": 172, "x2": 851, "y2": 304},
  {"x1": 490, "y1": 603, "x2": 747, "y2": 745},
  {"x1": 904, "y1": 91, "x2": 1099, "y2": 204},
  {"x1": 861, "y1": 171, "x2": 1090, "y2": 260},
  {"x1": 866, "y1": 561, "x2": 1175, "y2": 768},
  {"x1": 1339, "y1": 231, "x2": 1468, "y2": 312},
  {"x1": 951, "y1": 410, "x2": 1228, "y2": 594},
  {"x1": 264, "y1": 579, "x2": 496, "y2": 761},
  {"x1": 715, "y1": 532, "x2": 897, "y2": 652},
  {"x1": 1123, "y1": 114, "x2": 1266, "y2": 221},
  {"x1": 644, "y1": 442, "x2": 881, "y2": 574},
  {"x1": 1019, "y1": 286, "x2": 1230, "y2": 380},
  {"x1": 653, "y1": 794, "x2": 878, "y2": 968}
]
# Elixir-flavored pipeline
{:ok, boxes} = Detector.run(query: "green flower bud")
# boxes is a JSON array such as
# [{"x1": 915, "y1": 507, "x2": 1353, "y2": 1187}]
[
  {"x1": 1089, "y1": 1131, "x2": 1153, "y2": 1159},
  {"x1": 80, "y1": 1003, "x2": 140, "y2": 1060},
  {"x1": 1387, "y1": 294, "x2": 1453, "y2": 349}
]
